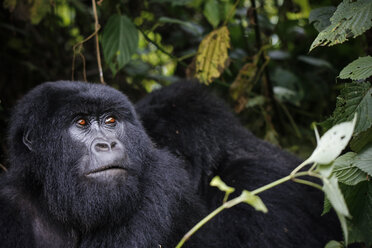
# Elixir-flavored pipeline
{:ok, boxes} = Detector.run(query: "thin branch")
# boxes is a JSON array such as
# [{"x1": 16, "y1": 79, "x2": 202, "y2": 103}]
[
  {"x1": 137, "y1": 27, "x2": 188, "y2": 68},
  {"x1": 223, "y1": 0, "x2": 240, "y2": 26},
  {"x1": 249, "y1": 0, "x2": 275, "y2": 114},
  {"x1": 80, "y1": 53, "x2": 87, "y2": 82},
  {"x1": 92, "y1": 0, "x2": 106, "y2": 84},
  {"x1": 72, "y1": 25, "x2": 100, "y2": 81},
  {"x1": 277, "y1": 99, "x2": 302, "y2": 138},
  {"x1": 0, "y1": 163, "x2": 7, "y2": 172}
]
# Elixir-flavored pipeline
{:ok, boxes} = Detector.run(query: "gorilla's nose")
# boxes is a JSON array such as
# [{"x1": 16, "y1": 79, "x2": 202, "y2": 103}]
[{"x1": 92, "y1": 139, "x2": 122, "y2": 153}]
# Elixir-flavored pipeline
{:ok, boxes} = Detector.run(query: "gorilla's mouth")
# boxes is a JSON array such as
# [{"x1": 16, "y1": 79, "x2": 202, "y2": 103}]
[{"x1": 86, "y1": 165, "x2": 127, "y2": 178}]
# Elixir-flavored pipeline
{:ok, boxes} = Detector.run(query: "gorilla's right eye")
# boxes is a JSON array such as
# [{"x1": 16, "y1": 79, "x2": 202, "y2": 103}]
[{"x1": 77, "y1": 118, "x2": 87, "y2": 126}]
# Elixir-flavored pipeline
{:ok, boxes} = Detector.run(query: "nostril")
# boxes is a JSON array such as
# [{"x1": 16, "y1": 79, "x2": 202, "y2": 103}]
[
  {"x1": 92, "y1": 139, "x2": 121, "y2": 153},
  {"x1": 95, "y1": 142, "x2": 110, "y2": 152}
]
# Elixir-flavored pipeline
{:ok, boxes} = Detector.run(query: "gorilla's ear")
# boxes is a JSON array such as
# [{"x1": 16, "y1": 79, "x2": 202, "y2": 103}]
[{"x1": 23, "y1": 130, "x2": 33, "y2": 151}]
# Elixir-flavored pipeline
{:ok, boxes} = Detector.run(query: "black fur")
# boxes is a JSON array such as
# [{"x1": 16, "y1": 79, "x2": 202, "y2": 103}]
[
  {"x1": 136, "y1": 81, "x2": 341, "y2": 247},
  {"x1": 1, "y1": 80, "x2": 340, "y2": 248},
  {"x1": 0, "y1": 81, "x2": 210, "y2": 248}
]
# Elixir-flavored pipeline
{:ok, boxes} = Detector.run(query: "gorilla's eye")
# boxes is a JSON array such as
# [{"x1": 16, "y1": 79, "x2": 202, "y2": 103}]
[
  {"x1": 105, "y1": 117, "x2": 116, "y2": 125},
  {"x1": 77, "y1": 118, "x2": 87, "y2": 126}
]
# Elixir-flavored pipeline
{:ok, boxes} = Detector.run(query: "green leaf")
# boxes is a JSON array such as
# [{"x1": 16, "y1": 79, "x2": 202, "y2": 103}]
[
  {"x1": 308, "y1": 6, "x2": 336, "y2": 32},
  {"x1": 203, "y1": 0, "x2": 220, "y2": 28},
  {"x1": 322, "y1": 196, "x2": 331, "y2": 216},
  {"x1": 350, "y1": 127, "x2": 372, "y2": 152},
  {"x1": 240, "y1": 190, "x2": 268, "y2": 213},
  {"x1": 101, "y1": 15, "x2": 139, "y2": 76},
  {"x1": 29, "y1": 0, "x2": 51, "y2": 24},
  {"x1": 354, "y1": 144, "x2": 372, "y2": 176},
  {"x1": 310, "y1": 0, "x2": 372, "y2": 51},
  {"x1": 318, "y1": 162, "x2": 335, "y2": 178},
  {"x1": 307, "y1": 115, "x2": 356, "y2": 165},
  {"x1": 331, "y1": 152, "x2": 367, "y2": 185},
  {"x1": 324, "y1": 240, "x2": 344, "y2": 248},
  {"x1": 322, "y1": 176, "x2": 350, "y2": 217},
  {"x1": 341, "y1": 182, "x2": 372, "y2": 246},
  {"x1": 210, "y1": 176, "x2": 235, "y2": 194},
  {"x1": 322, "y1": 82, "x2": 372, "y2": 134},
  {"x1": 339, "y1": 56, "x2": 372, "y2": 80},
  {"x1": 221, "y1": 1, "x2": 234, "y2": 23}
]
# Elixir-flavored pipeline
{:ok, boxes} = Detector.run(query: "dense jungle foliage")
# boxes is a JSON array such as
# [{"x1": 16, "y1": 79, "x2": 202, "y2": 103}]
[{"x1": 0, "y1": 0, "x2": 371, "y2": 247}]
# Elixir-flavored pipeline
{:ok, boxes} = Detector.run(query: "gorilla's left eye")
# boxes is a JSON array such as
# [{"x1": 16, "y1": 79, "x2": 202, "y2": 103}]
[
  {"x1": 77, "y1": 118, "x2": 87, "y2": 126},
  {"x1": 105, "y1": 117, "x2": 116, "y2": 125}
]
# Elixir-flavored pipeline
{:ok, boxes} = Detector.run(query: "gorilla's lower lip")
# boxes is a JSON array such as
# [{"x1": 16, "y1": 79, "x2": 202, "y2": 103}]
[{"x1": 86, "y1": 166, "x2": 127, "y2": 178}]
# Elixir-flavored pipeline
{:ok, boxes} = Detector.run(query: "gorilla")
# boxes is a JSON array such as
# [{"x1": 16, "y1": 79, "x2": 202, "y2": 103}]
[
  {"x1": 0, "y1": 80, "x2": 339, "y2": 248},
  {"x1": 0, "y1": 81, "x2": 211, "y2": 247},
  {"x1": 136, "y1": 81, "x2": 341, "y2": 247}
]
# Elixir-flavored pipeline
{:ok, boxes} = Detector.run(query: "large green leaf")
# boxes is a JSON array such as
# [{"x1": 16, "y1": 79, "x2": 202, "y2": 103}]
[
  {"x1": 331, "y1": 152, "x2": 367, "y2": 185},
  {"x1": 322, "y1": 82, "x2": 372, "y2": 134},
  {"x1": 354, "y1": 144, "x2": 372, "y2": 176},
  {"x1": 342, "y1": 182, "x2": 372, "y2": 246},
  {"x1": 203, "y1": 0, "x2": 220, "y2": 28},
  {"x1": 101, "y1": 14, "x2": 139, "y2": 76},
  {"x1": 310, "y1": 0, "x2": 372, "y2": 51},
  {"x1": 339, "y1": 56, "x2": 372, "y2": 80},
  {"x1": 350, "y1": 127, "x2": 372, "y2": 152},
  {"x1": 308, "y1": 6, "x2": 336, "y2": 32}
]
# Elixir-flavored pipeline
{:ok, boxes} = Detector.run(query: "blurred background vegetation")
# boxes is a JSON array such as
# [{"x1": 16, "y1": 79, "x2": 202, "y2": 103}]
[
  {"x1": 0, "y1": 0, "x2": 369, "y2": 164},
  {"x1": 1, "y1": 1, "x2": 372, "y2": 246}
]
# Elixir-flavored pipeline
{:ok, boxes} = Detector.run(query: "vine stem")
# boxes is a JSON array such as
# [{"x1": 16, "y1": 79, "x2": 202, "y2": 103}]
[
  {"x1": 91, "y1": 0, "x2": 106, "y2": 84},
  {"x1": 137, "y1": 27, "x2": 188, "y2": 68},
  {"x1": 72, "y1": 30, "x2": 97, "y2": 81},
  {"x1": 176, "y1": 175, "x2": 293, "y2": 248},
  {"x1": 290, "y1": 159, "x2": 310, "y2": 176},
  {"x1": 175, "y1": 163, "x2": 324, "y2": 248},
  {"x1": 175, "y1": 204, "x2": 226, "y2": 248}
]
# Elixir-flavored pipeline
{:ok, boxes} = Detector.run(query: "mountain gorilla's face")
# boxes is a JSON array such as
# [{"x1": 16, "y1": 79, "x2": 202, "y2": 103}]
[
  {"x1": 9, "y1": 81, "x2": 154, "y2": 229},
  {"x1": 68, "y1": 109, "x2": 129, "y2": 182}
]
